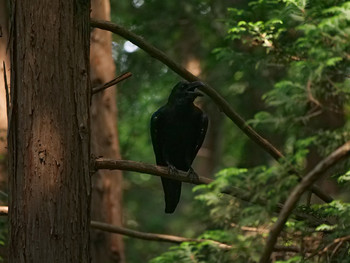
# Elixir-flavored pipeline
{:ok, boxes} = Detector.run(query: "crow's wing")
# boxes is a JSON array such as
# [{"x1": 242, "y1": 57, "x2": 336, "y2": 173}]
[
  {"x1": 191, "y1": 111, "x2": 208, "y2": 162},
  {"x1": 150, "y1": 108, "x2": 165, "y2": 165}
]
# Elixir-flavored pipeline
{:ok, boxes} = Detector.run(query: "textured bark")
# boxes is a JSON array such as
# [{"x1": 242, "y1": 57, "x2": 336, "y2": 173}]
[
  {"x1": 90, "y1": 0, "x2": 124, "y2": 262},
  {"x1": 8, "y1": 1, "x2": 91, "y2": 262},
  {"x1": 0, "y1": 0, "x2": 10, "y2": 190}
]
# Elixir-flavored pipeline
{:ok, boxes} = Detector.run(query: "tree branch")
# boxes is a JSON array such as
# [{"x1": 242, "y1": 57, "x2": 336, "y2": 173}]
[
  {"x1": 90, "y1": 220, "x2": 232, "y2": 249},
  {"x1": 92, "y1": 72, "x2": 132, "y2": 95},
  {"x1": 94, "y1": 158, "x2": 212, "y2": 184},
  {"x1": 259, "y1": 141, "x2": 350, "y2": 263},
  {"x1": 95, "y1": 158, "x2": 270, "y2": 207},
  {"x1": 90, "y1": 19, "x2": 332, "y2": 204},
  {"x1": 307, "y1": 235, "x2": 350, "y2": 259},
  {"x1": 95, "y1": 158, "x2": 329, "y2": 227},
  {"x1": 0, "y1": 205, "x2": 320, "y2": 254}
]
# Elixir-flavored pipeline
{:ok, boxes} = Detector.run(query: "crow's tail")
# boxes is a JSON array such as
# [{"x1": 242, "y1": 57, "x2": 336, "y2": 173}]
[{"x1": 161, "y1": 178, "x2": 182, "y2": 213}]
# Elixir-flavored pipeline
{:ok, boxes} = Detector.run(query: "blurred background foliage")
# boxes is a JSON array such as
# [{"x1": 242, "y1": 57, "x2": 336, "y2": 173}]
[{"x1": 110, "y1": 0, "x2": 350, "y2": 262}]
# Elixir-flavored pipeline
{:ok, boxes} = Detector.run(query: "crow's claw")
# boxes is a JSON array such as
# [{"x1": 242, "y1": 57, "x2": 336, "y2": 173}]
[
  {"x1": 167, "y1": 164, "x2": 179, "y2": 176},
  {"x1": 187, "y1": 167, "x2": 199, "y2": 183}
]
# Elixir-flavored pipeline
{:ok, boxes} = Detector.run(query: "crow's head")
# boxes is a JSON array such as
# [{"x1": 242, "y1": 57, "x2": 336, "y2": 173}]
[{"x1": 168, "y1": 81, "x2": 204, "y2": 104}]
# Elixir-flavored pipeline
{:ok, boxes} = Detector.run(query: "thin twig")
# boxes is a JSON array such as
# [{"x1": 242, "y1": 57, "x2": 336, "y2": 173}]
[
  {"x1": 92, "y1": 72, "x2": 132, "y2": 94},
  {"x1": 306, "y1": 235, "x2": 350, "y2": 260},
  {"x1": 231, "y1": 223, "x2": 269, "y2": 234},
  {"x1": 306, "y1": 79, "x2": 322, "y2": 108},
  {"x1": 3, "y1": 62, "x2": 10, "y2": 120},
  {"x1": 259, "y1": 141, "x2": 350, "y2": 263},
  {"x1": 90, "y1": 19, "x2": 332, "y2": 204}
]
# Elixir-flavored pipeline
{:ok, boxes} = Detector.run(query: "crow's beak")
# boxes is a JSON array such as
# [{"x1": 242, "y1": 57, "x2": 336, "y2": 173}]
[
  {"x1": 187, "y1": 81, "x2": 205, "y2": 91},
  {"x1": 186, "y1": 81, "x2": 205, "y2": 97},
  {"x1": 186, "y1": 91, "x2": 203, "y2": 97}
]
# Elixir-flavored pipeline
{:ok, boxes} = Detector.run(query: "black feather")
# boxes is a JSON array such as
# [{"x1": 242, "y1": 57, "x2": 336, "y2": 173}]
[{"x1": 150, "y1": 81, "x2": 208, "y2": 213}]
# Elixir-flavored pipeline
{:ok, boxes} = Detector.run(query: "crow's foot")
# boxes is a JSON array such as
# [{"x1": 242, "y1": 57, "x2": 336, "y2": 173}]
[
  {"x1": 187, "y1": 167, "x2": 199, "y2": 183},
  {"x1": 167, "y1": 164, "x2": 179, "y2": 176}
]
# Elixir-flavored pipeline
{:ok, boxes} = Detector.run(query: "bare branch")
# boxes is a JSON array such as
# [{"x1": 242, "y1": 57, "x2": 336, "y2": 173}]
[
  {"x1": 92, "y1": 72, "x2": 132, "y2": 95},
  {"x1": 90, "y1": 19, "x2": 332, "y2": 204},
  {"x1": 91, "y1": 220, "x2": 232, "y2": 249},
  {"x1": 0, "y1": 205, "x2": 320, "y2": 254},
  {"x1": 95, "y1": 158, "x2": 329, "y2": 227},
  {"x1": 95, "y1": 158, "x2": 212, "y2": 184},
  {"x1": 259, "y1": 141, "x2": 350, "y2": 263},
  {"x1": 306, "y1": 235, "x2": 350, "y2": 260}
]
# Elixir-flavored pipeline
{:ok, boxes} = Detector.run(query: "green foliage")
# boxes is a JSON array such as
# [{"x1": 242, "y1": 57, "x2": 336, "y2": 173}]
[
  {"x1": 146, "y1": 0, "x2": 350, "y2": 262},
  {"x1": 113, "y1": 0, "x2": 350, "y2": 262}
]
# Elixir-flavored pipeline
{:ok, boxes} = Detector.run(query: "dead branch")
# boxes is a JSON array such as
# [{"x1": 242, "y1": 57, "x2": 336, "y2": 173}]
[
  {"x1": 95, "y1": 158, "x2": 212, "y2": 184},
  {"x1": 91, "y1": 220, "x2": 232, "y2": 249},
  {"x1": 306, "y1": 235, "x2": 350, "y2": 260},
  {"x1": 259, "y1": 141, "x2": 350, "y2": 263},
  {"x1": 92, "y1": 72, "x2": 132, "y2": 94}
]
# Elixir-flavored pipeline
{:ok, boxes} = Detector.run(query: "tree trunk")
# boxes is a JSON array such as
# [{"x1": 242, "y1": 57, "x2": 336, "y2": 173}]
[
  {"x1": 90, "y1": 0, "x2": 124, "y2": 262},
  {"x1": 8, "y1": 1, "x2": 91, "y2": 262},
  {"x1": 0, "y1": 0, "x2": 10, "y2": 190}
]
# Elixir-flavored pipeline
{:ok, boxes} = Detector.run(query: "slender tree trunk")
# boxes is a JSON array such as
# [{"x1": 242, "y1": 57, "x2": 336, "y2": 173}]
[
  {"x1": 0, "y1": 0, "x2": 10, "y2": 190},
  {"x1": 0, "y1": 1, "x2": 10, "y2": 261},
  {"x1": 8, "y1": 1, "x2": 91, "y2": 262},
  {"x1": 90, "y1": 0, "x2": 124, "y2": 262}
]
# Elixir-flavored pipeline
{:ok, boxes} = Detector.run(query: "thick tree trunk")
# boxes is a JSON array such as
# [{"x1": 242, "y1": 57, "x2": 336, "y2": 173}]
[
  {"x1": 8, "y1": 1, "x2": 91, "y2": 262},
  {"x1": 90, "y1": 0, "x2": 124, "y2": 262}
]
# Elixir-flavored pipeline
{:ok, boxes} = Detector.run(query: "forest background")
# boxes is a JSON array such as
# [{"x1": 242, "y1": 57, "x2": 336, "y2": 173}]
[{"x1": 0, "y1": 0, "x2": 350, "y2": 262}]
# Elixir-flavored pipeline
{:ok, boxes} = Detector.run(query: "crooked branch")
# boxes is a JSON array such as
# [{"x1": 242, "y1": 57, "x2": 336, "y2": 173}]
[
  {"x1": 259, "y1": 141, "x2": 350, "y2": 263},
  {"x1": 90, "y1": 19, "x2": 332, "y2": 204},
  {"x1": 92, "y1": 72, "x2": 132, "y2": 94}
]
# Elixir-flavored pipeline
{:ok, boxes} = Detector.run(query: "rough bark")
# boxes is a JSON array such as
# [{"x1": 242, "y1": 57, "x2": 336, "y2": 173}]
[
  {"x1": 8, "y1": 1, "x2": 91, "y2": 262},
  {"x1": 0, "y1": 0, "x2": 10, "y2": 190},
  {"x1": 90, "y1": 0, "x2": 124, "y2": 262}
]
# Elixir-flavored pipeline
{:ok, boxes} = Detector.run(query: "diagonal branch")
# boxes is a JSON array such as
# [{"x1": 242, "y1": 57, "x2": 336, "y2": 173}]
[
  {"x1": 90, "y1": 19, "x2": 332, "y2": 204},
  {"x1": 92, "y1": 72, "x2": 132, "y2": 94},
  {"x1": 259, "y1": 141, "x2": 350, "y2": 263}
]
